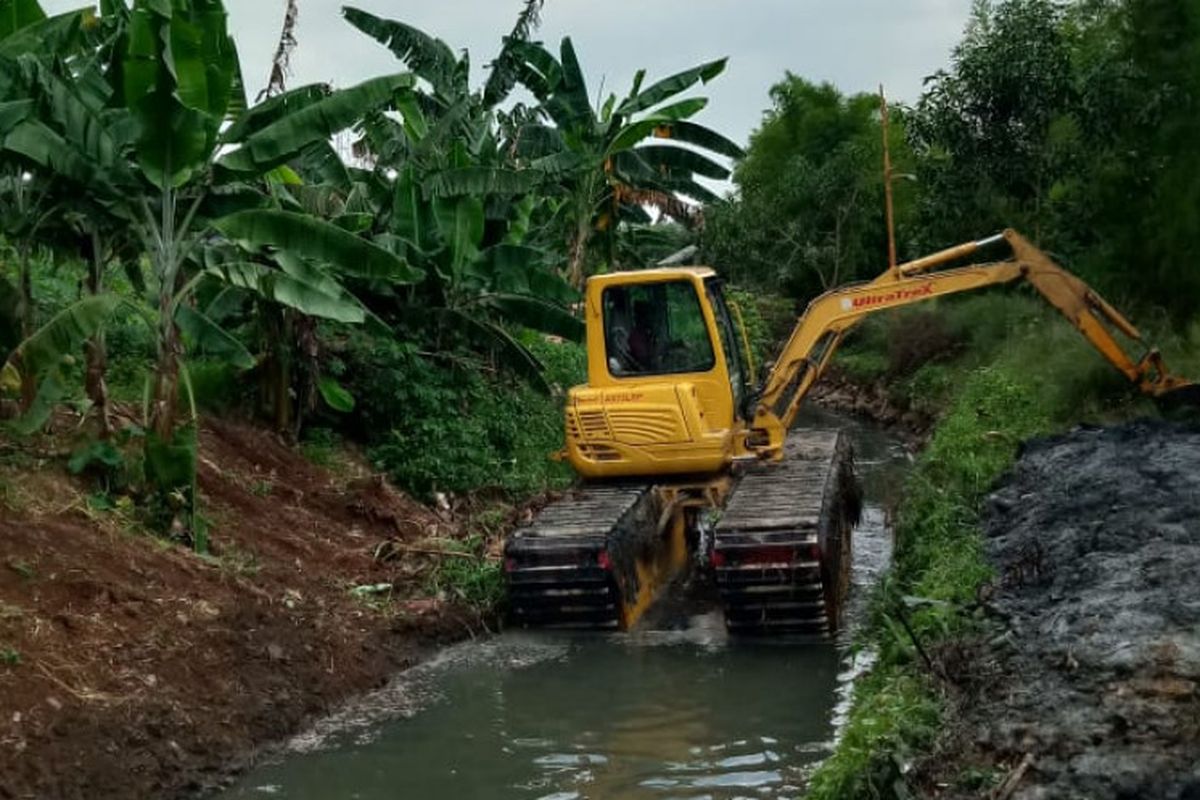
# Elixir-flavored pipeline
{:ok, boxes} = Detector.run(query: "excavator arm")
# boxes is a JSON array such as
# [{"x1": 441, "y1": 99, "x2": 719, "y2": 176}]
[{"x1": 749, "y1": 229, "x2": 1196, "y2": 457}]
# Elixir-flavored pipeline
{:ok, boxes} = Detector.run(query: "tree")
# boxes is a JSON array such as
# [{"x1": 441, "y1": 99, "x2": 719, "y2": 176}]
[
  {"x1": 702, "y1": 77, "x2": 913, "y2": 299},
  {"x1": 909, "y1": 0, "x2": 1074, "y2": 248},
  {"x1": 507, "y1": 37, "x2": 743, "y2": 284},
  {"x1": 3, "y1": 0, "x2": 422, "y2": 540},
  {"x1": 339, "y1": 7, "x2": 584, "y2": 385}
]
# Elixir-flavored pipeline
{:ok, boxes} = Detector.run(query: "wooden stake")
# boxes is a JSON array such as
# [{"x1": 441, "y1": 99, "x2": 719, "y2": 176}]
[{"x1": 881, "y1": 85, "x2": 898, "y2": 275}]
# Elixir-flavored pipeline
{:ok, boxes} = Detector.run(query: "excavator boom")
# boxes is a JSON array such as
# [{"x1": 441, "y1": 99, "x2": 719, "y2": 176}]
[{"x1": 750, "y1": 229, "x2": 1195, "y2": 455}]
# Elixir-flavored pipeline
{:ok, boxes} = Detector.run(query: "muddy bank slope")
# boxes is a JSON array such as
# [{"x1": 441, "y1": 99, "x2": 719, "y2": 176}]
[
  {"x1": 927, "y1": 421, "x2": 1200, "y2": 799},
  {"x1": 0, "y1": 418, "x2": 479, "y2": 800}
]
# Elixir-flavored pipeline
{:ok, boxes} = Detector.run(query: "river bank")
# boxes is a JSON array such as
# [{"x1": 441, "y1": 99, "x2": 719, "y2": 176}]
[
  {"x1": 0, "y1": 415, "x2": 494, "y2": 800},
  {"x1": 919, "y1": 421, "x2": 1200, "y2": 799},
  {"x1": 804, "y1": 301, "x2": 1200, "y2": 799}
]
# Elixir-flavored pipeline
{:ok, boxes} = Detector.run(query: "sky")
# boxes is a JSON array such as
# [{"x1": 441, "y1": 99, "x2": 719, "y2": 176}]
[{"x1": 44, "y1": 0, "x2": 974, "y2": 150}]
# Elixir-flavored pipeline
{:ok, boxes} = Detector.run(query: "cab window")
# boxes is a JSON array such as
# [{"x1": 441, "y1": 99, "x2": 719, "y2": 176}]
[
  {"x1": 603, "y1": 281, "x2": 715, "y2": 377},
  {"x1": 705, "y1": 279, "x2": 749, "y2": 417}
]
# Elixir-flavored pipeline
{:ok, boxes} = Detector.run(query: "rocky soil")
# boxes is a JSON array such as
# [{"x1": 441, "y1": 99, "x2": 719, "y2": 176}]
[{"x1": 926, "y1": 421, "x2": 1200, "y2": 799}]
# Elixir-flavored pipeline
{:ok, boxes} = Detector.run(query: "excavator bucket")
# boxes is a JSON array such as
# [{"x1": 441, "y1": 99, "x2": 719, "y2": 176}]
[{"x1": 1156, "y1": 383, "x2": 1200, "y2": 413}]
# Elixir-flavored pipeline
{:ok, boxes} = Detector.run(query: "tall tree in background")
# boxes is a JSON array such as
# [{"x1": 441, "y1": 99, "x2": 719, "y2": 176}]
[
  {"x1": 910, "y1": 0, "x2": 1200, "y2": 317},
  {"x1": 703, "y1": 76, "x2": 912, "y2": 299}
]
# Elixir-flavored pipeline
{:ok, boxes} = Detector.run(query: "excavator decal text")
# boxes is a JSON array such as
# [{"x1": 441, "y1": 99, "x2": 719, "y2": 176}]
[
  {"x1": 603, "y1": 392, "x2": 646, "y2": 403},
  {"x1": 842, "y1": 282, "x2": 935, "y2": 311}
]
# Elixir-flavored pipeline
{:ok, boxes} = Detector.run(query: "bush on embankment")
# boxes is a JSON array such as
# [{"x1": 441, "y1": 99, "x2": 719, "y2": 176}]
[{"x1": 805, "y1": 293, "x2": 1200, "y2": 798}]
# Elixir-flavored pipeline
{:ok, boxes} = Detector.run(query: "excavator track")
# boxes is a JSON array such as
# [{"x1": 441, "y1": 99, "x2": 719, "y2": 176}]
[
  {"x1": 713, "y1": 430, "x2": 861, "y2": 636},
  {"x1": 504, "y1": 485, "x2": 658, "y2": 629}
]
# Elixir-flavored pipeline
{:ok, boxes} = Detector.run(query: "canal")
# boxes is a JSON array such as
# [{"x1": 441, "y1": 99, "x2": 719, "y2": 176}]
[{"x1": 219, "y1": 409, "x2": 910, "y2": 800}]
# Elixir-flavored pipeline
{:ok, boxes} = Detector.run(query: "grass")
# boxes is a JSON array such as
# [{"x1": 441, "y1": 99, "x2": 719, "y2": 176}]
[
  {"x1": 805, "y1": 293, "x2": 1196, "y2": 799},
  {"x1": 424, "y1": 533, "x2": 505, "y2": 611}
]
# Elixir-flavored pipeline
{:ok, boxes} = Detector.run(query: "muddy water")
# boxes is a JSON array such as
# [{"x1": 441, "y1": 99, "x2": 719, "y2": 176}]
[{"x1": 218, "y1": 411, "x2": 910, "y2": 800}]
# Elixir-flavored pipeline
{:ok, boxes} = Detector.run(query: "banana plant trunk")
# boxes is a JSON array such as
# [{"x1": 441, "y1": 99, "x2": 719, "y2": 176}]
[
  {"x1": 143, "y1": 187, "x2": 198, "y2": 541},
  {"x1": 84, "y1": 230, "x2": 112, "y2": 438},
  {"x1": 292, "y1": 313, "x2": 319, "y2": 443},
  {"x1": 566, "y1": 220, "x2": 592, "y2": 290},
  {"x1": 16, "y1": 243, "x2": 35, "y2": 411}
]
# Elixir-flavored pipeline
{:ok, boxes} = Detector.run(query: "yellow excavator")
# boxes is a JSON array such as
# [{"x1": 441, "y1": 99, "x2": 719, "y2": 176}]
[{"x1": 504, "y1": 229, "x2": 1196, "y2": 634}]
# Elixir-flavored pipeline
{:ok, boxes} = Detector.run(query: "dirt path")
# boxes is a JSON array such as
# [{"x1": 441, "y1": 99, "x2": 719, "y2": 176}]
[
  {"x1": 0, "y1": 418, "x2": 483, "y2": 800},
  {"x1": 924, "y1": 421, "x2": 1200, "y2": 799}
]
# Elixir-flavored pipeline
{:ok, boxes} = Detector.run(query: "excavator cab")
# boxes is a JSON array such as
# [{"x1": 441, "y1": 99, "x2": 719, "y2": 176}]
[{"x1": 565, "y1": 269, "x2": 754, "y2": 480}]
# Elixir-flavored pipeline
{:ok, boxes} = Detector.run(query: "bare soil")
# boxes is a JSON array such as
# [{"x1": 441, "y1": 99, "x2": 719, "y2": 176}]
[
  {"x1": 920, "y1": 421, "x2": 1200, "y2": 799},
  {"x1": 0, "y1": 416, "x2": 488, "y2": 800}
]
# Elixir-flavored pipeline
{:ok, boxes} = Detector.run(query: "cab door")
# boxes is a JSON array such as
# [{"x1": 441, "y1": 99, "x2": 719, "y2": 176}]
[{"x1": 704, "y1": 279, "x2": 753, "y2": 422}]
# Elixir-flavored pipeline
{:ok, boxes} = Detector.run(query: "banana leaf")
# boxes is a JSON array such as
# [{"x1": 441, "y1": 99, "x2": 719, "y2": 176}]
[
  {"x1": 433, "y1": 195, "x2": 485, "y2": 281},
  {"x1": 628, "y1": 143, "x2": 731, "y2": 180},
  {"x1": 175, "y1": 304, "x2": 254, "y2": 369},
  {"x1": 342, "y1": 8, "x2": 457, "y2": 96},
  {"x1": 0, "y1": 8, "x2": 82, "y2": 58},
  {"x1": 218, "y1": 73, "x2": 414, "y2": 174},
  {"x1": 650, "y1": 120, "x2": 744, "y2": 159},
  {"x1": 216, "y1": 209, "x2": 423, "y2": 284},
  {"x1": 423, "y1": 166, "x2": 538, "y2": 200},
  {"x1": 473, "y1": 293, "x2": 584, "y2": 342},
  {"x1": 220, "y1": 83, "x2": 328, "y2": 145},
  {"x1": 447, "y1": 308, "x2": 549, "y2": 393},
  {"x1": 0, "y1": 0, "x2": 46, "y2": 37},
  {"x1": 617, "y1": 58, "x2": 727, "y2": 117},
  {"x1": 207, "y1": 260, "x2": 366, "y2": 324},
  {"x1": 317, "y1": 376, "x2": 355, "y2": 412},
  {"x1": 122, "y1": 2, "x2": 236, "y2": 187},
  {"x1": 5, "y1": 293, "x2": 123, "y2": 379}
]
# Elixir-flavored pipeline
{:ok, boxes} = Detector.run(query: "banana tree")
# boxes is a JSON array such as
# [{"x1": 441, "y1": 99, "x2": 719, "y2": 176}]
[
  {"x1": 338, "y1": 7, "x2": 582, "y2": 382},
  {"x1": 3, "y1": 0, "x2": 421, "y2": 540},
  {"x1": 507, "y1": 38, "x2": 745, "y2": 284},
  {"x1": 0, "y1": 4, "x2": 97, "y2": 408}
]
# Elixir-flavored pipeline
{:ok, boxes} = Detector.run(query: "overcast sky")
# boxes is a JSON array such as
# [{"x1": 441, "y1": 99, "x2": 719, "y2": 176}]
[{"x1": 46, "y1": 0, "x2": 973, "y2": 148}]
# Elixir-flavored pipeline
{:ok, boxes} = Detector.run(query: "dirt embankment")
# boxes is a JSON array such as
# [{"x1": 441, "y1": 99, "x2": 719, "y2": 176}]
[
  {"x1": 923, "y1": 421, "x2": 1200, "y2": 799},
  {"x1": 809, "y1": 367, "x2": 933, "y2": 443},
  {"x1": 0, "y1": 417, "x2": 486, "y2": 800}
]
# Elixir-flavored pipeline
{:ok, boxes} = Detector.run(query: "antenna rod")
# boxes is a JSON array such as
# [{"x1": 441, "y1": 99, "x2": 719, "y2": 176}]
[{"x1": 880, "y1": 85, "x2": 898, "y2": 274}]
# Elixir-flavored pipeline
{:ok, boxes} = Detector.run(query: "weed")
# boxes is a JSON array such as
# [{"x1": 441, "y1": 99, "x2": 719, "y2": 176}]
[
  {"x1": 349, "y1": 582, "x2": 393, "y2": 611},
  {"x1": 957, "y1": 765, "x2": 1002, "y2": 791},
  {"x1": 347, "y1": 335, "x2": 576, "y2": 498},
  {"x1": 299, "y1": 427, "x2": 341, "y2": 469},
  {"x1": 424, "y1": 535, "x2": 505, "y2": 611},
  {"x1": 249, "y1": 480, "x2": 274, "y2": 497},
  {"x1": 0, "y1": 647, "x2": 19, "y2": 667},
  {"x1": 219, "y1": 547, "x2": 260, "y2": 578},
  {"x1": 7, "y1": 559, "x2": 35, "y2": 581}
]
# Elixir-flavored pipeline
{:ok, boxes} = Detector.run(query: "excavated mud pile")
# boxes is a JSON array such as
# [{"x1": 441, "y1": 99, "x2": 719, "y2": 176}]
[{"x1": 957, "y1": 421, "x2": 1200, "y2": 799}]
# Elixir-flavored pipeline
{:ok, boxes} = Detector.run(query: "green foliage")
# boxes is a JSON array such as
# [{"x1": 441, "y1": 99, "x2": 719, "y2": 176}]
[
  {"x1": 425, "y1": 535, "x2": 505, "y2": 611},
  {"x1": 723, "y1": 285, "x2": 771, "y2": 378},
  {"x1": 185, "y1": 358, "x2": 244, "y2": 413},
  {"x1": 299, "y1": 427, "x2": 341, "y2": 468},
  {"x1": 338, "y1": 331, "x2": 576, "y2": 498},
  {"x1": 0, "y1": 646, "x2": 19, "y2": 666},
  {"x1": 703, "y1": 76, "x2": 913, "y2": 299},
  {"x1": 911, "y1": 0, "x2": 1200, "y2": 319}
]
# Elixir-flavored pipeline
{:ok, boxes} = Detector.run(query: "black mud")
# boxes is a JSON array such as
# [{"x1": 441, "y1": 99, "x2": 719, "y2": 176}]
[{"x1": 931, "y1": 421, "x2": 1200, "y2": 800}]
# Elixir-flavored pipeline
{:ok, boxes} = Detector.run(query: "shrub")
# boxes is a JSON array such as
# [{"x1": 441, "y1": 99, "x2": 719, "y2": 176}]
[{"x1": 337, "y1": 331, "x2": 578, "y2": 498}]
